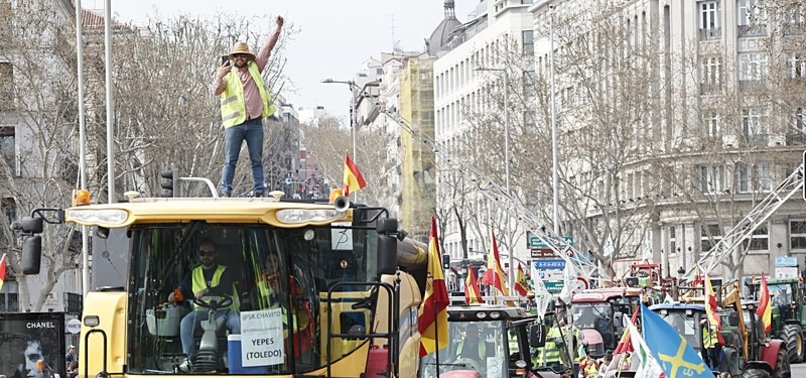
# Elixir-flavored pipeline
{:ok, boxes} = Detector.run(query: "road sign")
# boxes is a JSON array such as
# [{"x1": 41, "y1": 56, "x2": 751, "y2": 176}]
[
  {"x1": 543, "y1": 280, "x2": 564, "y2": 293},
  {"x1": 531, "y1": 248, "x2": 559, "y2": 258},
  {"x1": 534, "y1": 259, "x2": 566, "y2": 270},
  {"x1": 776, "y1": 267, "x2": 799, "y2": 279},
  {"x1": 527, "y1": 233, "x2": 575, "y2": 249},
  {"x1": 775, "y1": 256, "x2": 798, "y2": 267}
]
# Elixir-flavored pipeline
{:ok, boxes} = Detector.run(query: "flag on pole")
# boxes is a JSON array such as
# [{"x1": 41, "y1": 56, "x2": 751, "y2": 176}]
[
  {"x1": 514, "y1": 263, "x2": 529, "y2": 296},
  {"x1": 464, "y1": 268, "x2": 483, "y2": 305},
  {"x1": 757, "y1": 272, "x2": 772, "y2": 333},
  {"x1": 691, "y1": 266, "x2": 703, "y2": 287},
  {"x1": 628, "y1": 318, "x2": 665, "y2": 378},
  {"x1": 704, "y1": 273, "x2": 721, "y2": 330},
  {"x1": 613, "y1": 307, "x2": 640, "y2": 355},
  {"x1": 418, "y1": 217, "x2": 449, "y2": 357},
  {"x1": 342, "y1": 152, "x2": 367, "y2": 196},
  {"x1": 641, "y1": 303, "x2": 711, "y2": 378},
  {"x1": 0, "y1": 253, "x2": 7, "y2": 291},
  {"x1": 482, "y1": 232, "x2": 509, "y2": 296},
  {"x1": 558, "y1": 256, "x2": 577, "y2": 304},
  {"x1": 531, "y1": 270, "x2": 551, "y2": 318}
]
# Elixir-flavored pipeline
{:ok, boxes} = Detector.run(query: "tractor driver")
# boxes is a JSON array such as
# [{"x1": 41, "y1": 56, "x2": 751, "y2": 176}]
[{"x1": 168, "y1": 239, "x2": 241, "y2": 371}]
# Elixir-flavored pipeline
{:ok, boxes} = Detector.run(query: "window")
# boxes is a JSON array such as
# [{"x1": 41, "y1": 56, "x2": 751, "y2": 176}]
[
  {"x1": 739, "y1": 53, "x2": 768, "y2": 81},
  {"x1": 701, "y1": 224, "x2": 722, "y2": 252},
  {"x1": 742, "y1": 107, "x2": 767, "y2": 139},
  {"x1": 669, "y1": 226, "x2": 677, "y2": 256},
  {"x1": 735, "y1": 161, "x2": 772, "y2": 193},
  {"x1": 0, "y1": 63, "x2": 12, "y2": 111},
  {"x1": 699, "y1": 165, "x2": 725, "y2": 194},
  {"x1": 742, "y1": 223, "x2": 769, "y2": 251},
  {"x1": 699, "y1": 1, "x2": 721, "y2": 39},
  {"x1": 0, "y1": 126, "x2": 13, "y2": 173},
  {"x1": 789, "y1": 54, "x2": 806, "y2": 78},
  {"x1": 701, "y1": 57, "x2": 722, "y2": 93},
  {"x1": 522, "y1": 30, "x2": 534, "y2": 56},
  {"x1": 790, "y1": 220, "x2": 806, "y2": 250},
  {"x1": 703, "y1": 111, "x2": 720, "y2": 137},
  {"x1": 738, "y1": 0, "x2": 757, "y2": 25}
]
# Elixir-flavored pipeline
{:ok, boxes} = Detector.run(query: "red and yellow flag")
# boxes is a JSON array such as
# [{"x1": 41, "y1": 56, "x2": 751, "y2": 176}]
[
  {"x1": 342, "y1": 152, "x2": 367, "y2": 196},
  {"x1": 0, "y1": 253, "x2": 7, "y2": 291},
  {"x1": 757, "y1": 272, "x2": 772, "y2": 333},
  {"x1": 613, "y1": 307, "x2": 640, "y2": 355},
  {"x1": 418, "y1": 217, "x2": 449, "y2": 357},
  {"x1": 704, "y1": 273, "x2": 721, "y2": 330},
  {"x1": 482, "y1": 232, "x2": 509, "y2": 296},
  {"x1": 465, "y1": 268, "x2": 483, "y2": 304},
  {"x1": 514, "y1": 263, "x2": 528, "y2": 296}
]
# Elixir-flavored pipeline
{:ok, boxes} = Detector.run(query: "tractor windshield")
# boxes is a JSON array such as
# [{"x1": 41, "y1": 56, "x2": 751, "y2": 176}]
[
  {"x1": 656, "y1": 311, "x2": 699, "y2": 351},
  {"x1": 419, "y1": 320, "x2": 509, "y2": 378},
  {"x1": 125, "y1": 222, "x2": 378, "y2": 374}
]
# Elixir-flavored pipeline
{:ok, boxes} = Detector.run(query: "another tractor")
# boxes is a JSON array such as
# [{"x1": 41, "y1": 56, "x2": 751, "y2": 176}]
[
  {"x1": 571, "y1": 287, "x2": 646, "y2": 358},
  {"x1": 651, "y1": 283, "x2": 790, "y2": 378},
  {"x1": 746, "y1": 277, "x2": 806, "y2": 363}
]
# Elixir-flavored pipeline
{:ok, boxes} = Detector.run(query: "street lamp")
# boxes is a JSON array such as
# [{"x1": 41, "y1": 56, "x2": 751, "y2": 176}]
[
  {"x1": 475, "y1": 66, "x2": 514, "y2": 293},
  {"x1": 321, "y1": 78, "x2": 358, "y2": 201}
]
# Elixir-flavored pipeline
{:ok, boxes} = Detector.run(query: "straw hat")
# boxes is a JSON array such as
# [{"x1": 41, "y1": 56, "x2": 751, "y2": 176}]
[{"x1": 229, "y1": 42, "x2": 256, "y2": 60}]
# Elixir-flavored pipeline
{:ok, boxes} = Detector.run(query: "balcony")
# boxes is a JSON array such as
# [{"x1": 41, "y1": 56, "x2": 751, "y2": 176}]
[
  {"x1": 738, "y1": 24, "x2": 767, "y2": 37},
  {"x1": 699, "y1": 82, "x2": 722, "y2": 95},
  {"x1": 699, "y1": 28, "x2": 721, "y2": 40},
  {"x1": 787, "y1": 132, "x2": 806, "y2": 145},
  {"x1": 741, "y1": 133, "x2": 768, "y2": 147}
]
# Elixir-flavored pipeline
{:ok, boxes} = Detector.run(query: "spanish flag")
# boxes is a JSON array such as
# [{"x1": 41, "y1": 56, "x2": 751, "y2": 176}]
[
  {"x1": 757, "y1": 272, "x2": 772, "y2": 333},
  {"x1": 482, "y1": 232, "x2": 509, "y2": 296},
  {"x1": 0, "y1": 253, "x2": 7, "y2": 291},
  {"x1": 418, "y1": 217, "x2": 449, "y2": 357},
  {"x1": 342, "y1": 153, "x2": 367, "y2": 196},
  {"x1": 514, "y1": 263, "x2": 528, "y2": 296},
  {"x1": 465, "y1": 268, "x2": 483, "y2": 304},
  {"x1": 704, "y1": 273, "x2": 721, "y2": 330}
]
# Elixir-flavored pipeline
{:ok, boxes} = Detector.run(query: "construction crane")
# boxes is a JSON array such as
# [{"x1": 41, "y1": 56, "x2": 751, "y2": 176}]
[{"x1": 687, "y1": 163, "x2": 804, "y2": 277}]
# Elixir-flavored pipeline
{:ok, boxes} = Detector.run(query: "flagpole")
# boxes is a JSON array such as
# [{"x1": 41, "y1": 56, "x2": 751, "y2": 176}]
[{"x1": 433, "y1": 285, "x2": 440, "y2": 376}]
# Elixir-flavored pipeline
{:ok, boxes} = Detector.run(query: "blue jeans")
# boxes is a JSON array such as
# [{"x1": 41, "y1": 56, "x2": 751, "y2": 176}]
[
  {"x1": 180, "y1": 309, "x2": 241, "y2": 358},
  {"x1": 220, "y1": 118, "x2": 265, "y2": 195}
]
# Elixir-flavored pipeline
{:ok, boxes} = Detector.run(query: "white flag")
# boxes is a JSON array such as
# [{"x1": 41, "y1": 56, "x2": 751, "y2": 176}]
[
  {"x1": 628, "y1": 321, "x2": 665, "y2": 378},
  {"x1": 604, "y1": 237, "x2": 614, "y2": 257},
  {"x1": 558, "y1": 258, "x2": 577, "y2": 304},
  {"x1": 531, "y1": 273, "x2": 551, "y2": 319}
]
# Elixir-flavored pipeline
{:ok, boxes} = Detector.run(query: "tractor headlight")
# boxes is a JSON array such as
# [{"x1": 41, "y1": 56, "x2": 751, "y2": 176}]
[
  {"x1": 276, "y1": 209, "x2": 345, "y2": 224},
  {"x1": 66, "y1": 209, "x2": 128, "y2": 226}
]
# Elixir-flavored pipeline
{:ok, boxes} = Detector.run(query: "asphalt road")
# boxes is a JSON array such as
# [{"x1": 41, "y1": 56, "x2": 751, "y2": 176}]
[{"x1": 792, "y1": 362, "x2": 806, "y2": 376}]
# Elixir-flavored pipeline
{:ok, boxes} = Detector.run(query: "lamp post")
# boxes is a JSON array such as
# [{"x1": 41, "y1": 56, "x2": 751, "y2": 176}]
[
  {"x1": 549, "y1": 6, "x2": 560, "y2": 236},
  {"x1": 321, "y1": 78, "x2": 358, "y2": 201},
  {"x1": 475, "y1": 66, "x2": 514, "y2": 294}
]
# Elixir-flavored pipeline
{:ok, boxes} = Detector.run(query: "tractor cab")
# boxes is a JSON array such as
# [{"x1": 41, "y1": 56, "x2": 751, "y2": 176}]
[
  {"x1": 418, "y1": 304, "x2": 557, "y2": 378},
  {"x1": 571, "y1": 287, "x2": 644, "y2": 358}
]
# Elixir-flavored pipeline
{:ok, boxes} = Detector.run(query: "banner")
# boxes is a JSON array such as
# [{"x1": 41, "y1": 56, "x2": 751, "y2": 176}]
[
  {"x1": 240, "y1": 309, "x2": 285, "y2": 367},
  {"x1": 0, "y1": 312, "x2": 66, "y2": 378}
]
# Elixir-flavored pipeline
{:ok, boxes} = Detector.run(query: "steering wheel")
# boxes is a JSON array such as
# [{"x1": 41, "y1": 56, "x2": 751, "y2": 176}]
[
  {"x1": 192, "y1": 293, "x2": 234, "y2": 310},
  {"x1": 450, "y1": 357, "x2": 482, "y2": 372}
]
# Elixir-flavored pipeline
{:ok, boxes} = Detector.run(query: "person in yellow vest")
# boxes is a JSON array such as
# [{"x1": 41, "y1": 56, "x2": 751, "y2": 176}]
[
  {"x1": 701, "y1": 319, "x2": 722, "y2": 372},
  {"x1": 455, "y1": 324, "x2": 488, "y2": 369},
  {"x1": 168, "y1": 239, "x2": 240, "y2": 369},
  {"x1": 212, "y1": 16, "x2": 284, "y2": 197}
]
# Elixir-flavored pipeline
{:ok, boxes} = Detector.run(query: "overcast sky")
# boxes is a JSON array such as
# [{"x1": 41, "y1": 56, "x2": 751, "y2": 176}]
[{"x1": 106, "y1": 1, "x2": 473, "y2": 123}]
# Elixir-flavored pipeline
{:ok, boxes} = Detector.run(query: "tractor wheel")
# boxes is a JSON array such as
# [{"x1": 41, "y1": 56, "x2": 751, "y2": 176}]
[
  {"x1": 774, "y1": 344, "x2": 791, "y2": 378},
  {"x1": 782, "y1": 324, "x2": 803, "y2": 364},
  {"x1": 742, "y1": 368, "x2": 772, "y2": 378}
]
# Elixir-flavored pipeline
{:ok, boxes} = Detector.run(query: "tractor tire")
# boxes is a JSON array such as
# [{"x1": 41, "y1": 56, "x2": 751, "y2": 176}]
[
  {"x1": 782, "y1": 324, "x2": 804, "y2": 364},
  {"x1": 743, "y1": 368, "x2": 772, "y2": 378},
  {"x1": 774, "y1": 344, "x2": 792, "y2": 378}
]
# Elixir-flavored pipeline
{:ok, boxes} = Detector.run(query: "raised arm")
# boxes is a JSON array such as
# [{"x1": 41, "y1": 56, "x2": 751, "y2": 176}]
[{"x1": 255, "y1": 15, "x2": 284, "y2": 72}]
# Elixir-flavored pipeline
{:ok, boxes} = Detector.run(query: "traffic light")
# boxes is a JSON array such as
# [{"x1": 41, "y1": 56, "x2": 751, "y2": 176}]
[
  {"x1": 442, "y1": 254, "x2": 451, "y2": 270},
  {"x1": 160, "y1": 170, "x2": 178, "y2": 197}
]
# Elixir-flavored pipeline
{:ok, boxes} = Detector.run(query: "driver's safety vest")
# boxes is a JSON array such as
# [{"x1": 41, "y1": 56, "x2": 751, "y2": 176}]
[
  {"x1": 219, "y1": 61, "x2": 276, "y2": 128},
  {"x1": 191, "y1": 265, "x2": 239, "y2": 310},
  {"x1": 457, "y1": 339, "x2": 487, "y2": 361}
]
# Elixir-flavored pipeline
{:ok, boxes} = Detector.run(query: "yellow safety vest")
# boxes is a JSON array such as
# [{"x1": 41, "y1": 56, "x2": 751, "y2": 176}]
[
  {"x1": 535, "y1": 326, "x2": 563, "y2": 365},
  {"x1": 191, "y1": 265, "x2": 239, "y2": 310},
  {"x1": 702, "y1": 325, "x2": 720, "y2": 349},
  {"x1": 219, "y1": 61, "x2": 276, "y2": 127}
]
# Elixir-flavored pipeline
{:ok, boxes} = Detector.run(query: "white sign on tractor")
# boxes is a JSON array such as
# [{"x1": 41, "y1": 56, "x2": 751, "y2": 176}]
[{"x1": 240, "y1": 308, "x2": 284, "y2": 367}]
